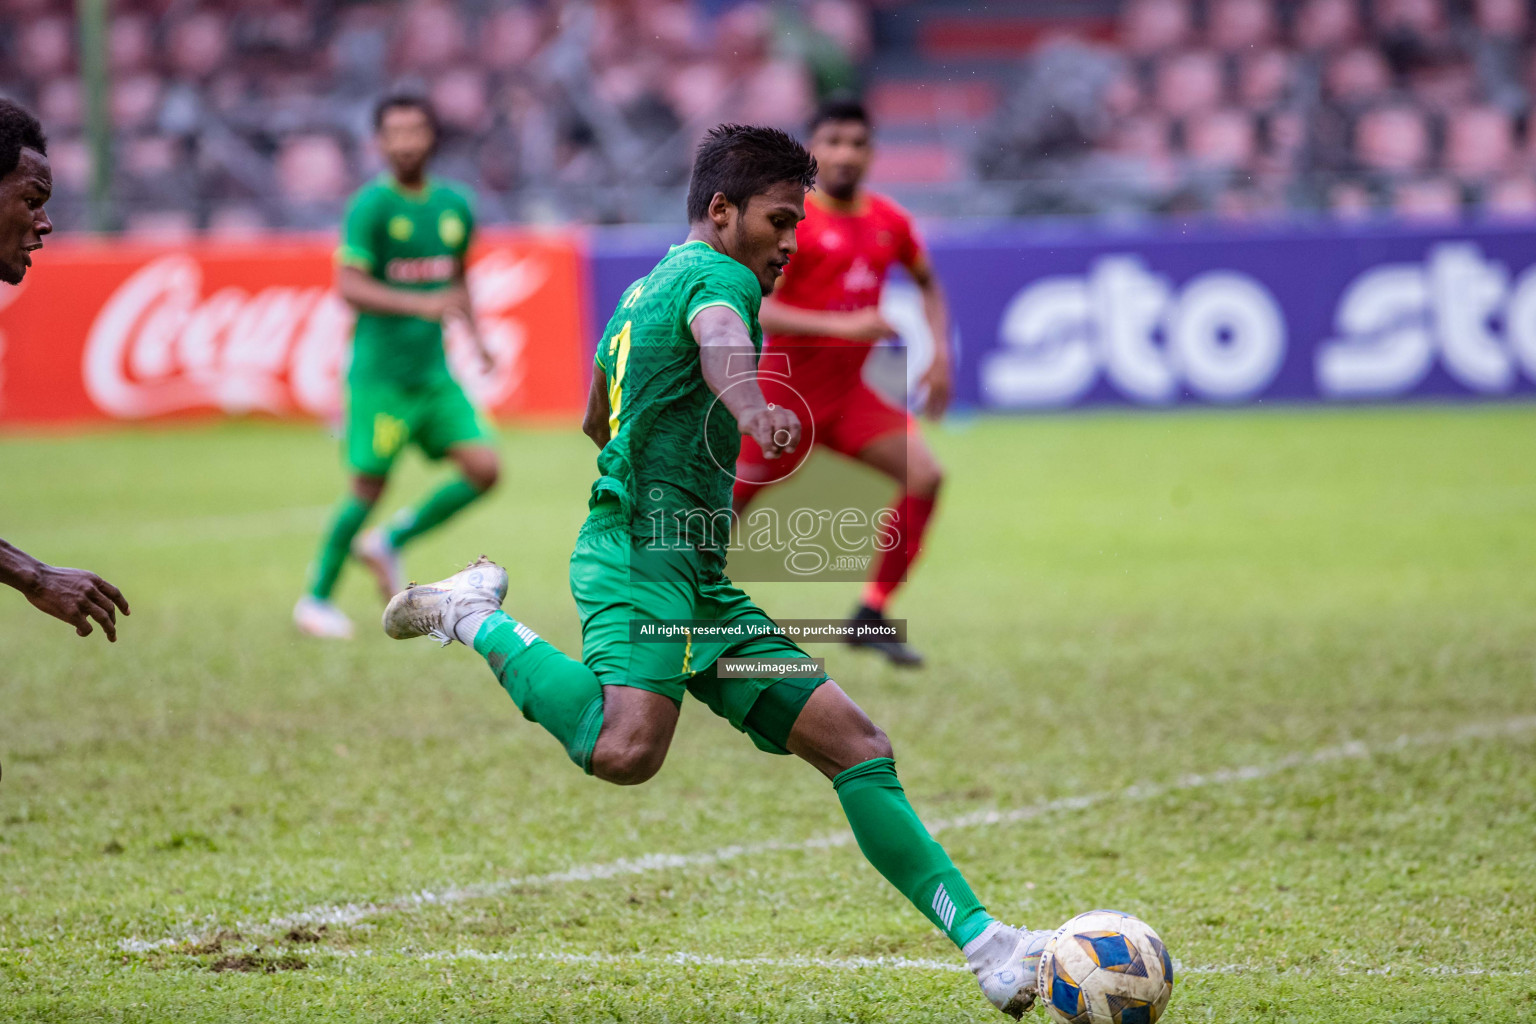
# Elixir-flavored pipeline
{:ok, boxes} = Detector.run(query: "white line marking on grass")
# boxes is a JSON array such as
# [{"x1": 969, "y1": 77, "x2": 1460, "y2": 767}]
[
  {"x1": 119, "y1": 714, "x2": 1536, "y2": 954},
  {"x1": 363, "y1": 949, "x2": 969, "y2": 973},
  {"x1": 282, "y1": 947, "x2": 1536, "y2": 980},
  {"x1": 1179, "y1": 963, "x2": 1536, "y2": 978}
]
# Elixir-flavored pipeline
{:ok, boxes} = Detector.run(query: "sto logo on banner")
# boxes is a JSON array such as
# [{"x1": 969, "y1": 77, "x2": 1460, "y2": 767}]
[
  {"x1": 981, "y1": 256, "x2": 1286, "y2": 408},
  {"x1": 1319, "y1": 242, "x2": 1536, "y2": 397}
]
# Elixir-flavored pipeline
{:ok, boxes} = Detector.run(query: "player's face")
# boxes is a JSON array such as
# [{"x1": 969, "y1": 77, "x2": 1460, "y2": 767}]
[
  {"x1": 723, "y1": 180, "x2": 805, "y2": 296},
  {"x1": 377, "y1": 106, "x2": 435, "y2": 183},
  {"x1": 808, "y1": 119, "x2": 871, "y2": 201},
  {"x1": 0, "y1": 148, "x2": 52, "y2": 286}
]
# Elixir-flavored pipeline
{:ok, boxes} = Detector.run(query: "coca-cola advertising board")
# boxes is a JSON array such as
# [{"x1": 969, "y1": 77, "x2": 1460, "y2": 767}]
[{"x1": 0, "y1": 232, "x2": 589, "y2": 426}]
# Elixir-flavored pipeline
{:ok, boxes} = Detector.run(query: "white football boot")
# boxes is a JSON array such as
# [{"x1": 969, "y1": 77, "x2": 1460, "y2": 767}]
[
  {"x1": 293, "y1": 595, "x2": 354, "y2": 639},
  {"x1": 966, "y1": 922, "x2": 1056, "y2": 1019},
  {"x1": 353, "y1": 528, "x2": 404, "y2": 602},
  {"x1": 381, "y1": 556, "x2": 508, "y2": 645}
]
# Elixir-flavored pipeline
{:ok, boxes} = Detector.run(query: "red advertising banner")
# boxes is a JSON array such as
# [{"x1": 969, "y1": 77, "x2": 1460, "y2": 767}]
[{"x1": 0, "y1": 231, "x2": 589, "y2": 426}]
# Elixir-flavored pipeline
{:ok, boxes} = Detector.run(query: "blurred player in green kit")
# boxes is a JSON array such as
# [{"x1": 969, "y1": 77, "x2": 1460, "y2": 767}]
[{"x1": 295, "y1": 94, "x2": 498, "y2": 639}]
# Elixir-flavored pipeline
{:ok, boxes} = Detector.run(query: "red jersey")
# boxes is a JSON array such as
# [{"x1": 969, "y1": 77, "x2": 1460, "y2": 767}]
[{"x1": 767, "y1": 191, "x2": 924, "y2": 406}]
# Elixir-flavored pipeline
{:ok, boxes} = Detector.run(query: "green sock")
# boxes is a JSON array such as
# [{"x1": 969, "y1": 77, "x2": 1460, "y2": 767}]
[
  {"x1": 474, "y1": 611, "x2": 604, "y2": 773},
  {"x1": 385, "y1": 477, "x2": 485, "y2": 549},
  {"x1": 833, "y1": 757, "x2": 995, "y2": 949},
  {"x1": 307, "y1": 494, "x2": 372, "y2": 600}
]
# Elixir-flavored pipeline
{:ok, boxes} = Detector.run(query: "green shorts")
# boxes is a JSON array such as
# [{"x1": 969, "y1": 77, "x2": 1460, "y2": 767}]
[
  {"x1": 569, "y1": 504, "x2": 828, "y2": 755},
  {"x1": 344, "y1": 376, "x2": 492, "y2": 476}
]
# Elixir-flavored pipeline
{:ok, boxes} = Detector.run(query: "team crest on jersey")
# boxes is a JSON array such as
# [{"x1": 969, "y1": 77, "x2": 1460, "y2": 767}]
[
  {"x1": 842, "y1": 257, "x2": 880, "y2": 294},
  {"x1": 439, "y1": 211, "x2": 466, "y2": 248},
  {"x1": 388, "y1": 215, "x2": 414, "y2": 241},
  {"x1": 820, "y1": 230, "x2": 844, "y2": 250}
]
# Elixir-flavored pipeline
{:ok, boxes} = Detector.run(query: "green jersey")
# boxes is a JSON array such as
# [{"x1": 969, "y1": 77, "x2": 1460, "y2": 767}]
[
  {"x1": 336, "y1": 175, "x2": 475, "y2": 389},
  {"x1": 591, "y1": 240, "x2": 763, "y2": 564}
]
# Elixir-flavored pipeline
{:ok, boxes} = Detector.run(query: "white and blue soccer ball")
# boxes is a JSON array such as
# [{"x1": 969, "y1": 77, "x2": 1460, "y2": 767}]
[{"x1": 1037, "y1": 909, "x2": 1174, "y2": 1024}]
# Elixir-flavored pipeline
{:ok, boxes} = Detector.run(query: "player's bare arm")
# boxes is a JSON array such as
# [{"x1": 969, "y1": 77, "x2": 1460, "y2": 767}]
[
  {"x1": 684, "y1": 167, "x2": 808, "y2": 459},
  {"x1": 906, "y1": 252, "x2": 952, "y2": 419},
  {"x1": 582, "y1": 365, "x2": 611, "y2": 449},
  {"x1": 759, "y1": 293, "x2": 895, "y2": 342},
  {"x1": 451, "y1": 260, "x2": 494, "y2": 371},
  {"x1": 694, "y1": 305, "x2": 801, "y2": 459},
  {"x1": 0, "y1": 538, "x2": 130, "y2": 641},
  {"x1": 334, "y1": 264, "x2": 468, "y2": 321}
]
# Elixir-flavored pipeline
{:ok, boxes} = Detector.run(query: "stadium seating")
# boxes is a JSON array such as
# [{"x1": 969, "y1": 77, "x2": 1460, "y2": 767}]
[{"x1": 2, "y1": 0, "x2": 1534, "y2": 231}]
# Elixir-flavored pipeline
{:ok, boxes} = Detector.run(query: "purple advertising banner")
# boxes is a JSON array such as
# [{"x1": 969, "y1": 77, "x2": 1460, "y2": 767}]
[{"x1": 589, "y1": 221, "x2": 1536, "y2": 410}]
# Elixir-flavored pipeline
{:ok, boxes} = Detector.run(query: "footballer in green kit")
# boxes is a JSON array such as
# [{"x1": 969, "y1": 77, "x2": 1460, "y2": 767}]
[
  {"x1": 378, "y1": 125, "x2": 1057, "y2": 1018},
  {"x1": 295, "y1": 93, "x2": 499, "y2": 639}
]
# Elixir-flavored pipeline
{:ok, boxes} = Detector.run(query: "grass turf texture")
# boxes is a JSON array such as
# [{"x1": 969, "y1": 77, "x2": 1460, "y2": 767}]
[{"x1": 1, "y1": 406, "x2": 1534, "y2": 1023}]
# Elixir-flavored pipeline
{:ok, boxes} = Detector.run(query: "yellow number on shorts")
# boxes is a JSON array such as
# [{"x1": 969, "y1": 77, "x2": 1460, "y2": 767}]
[
  {"x1": 606, "y1": 320, "x2": 632, "y2": 436},
  {"x1": 372, "y1": 413, "x2": 408, "y2": 458}
]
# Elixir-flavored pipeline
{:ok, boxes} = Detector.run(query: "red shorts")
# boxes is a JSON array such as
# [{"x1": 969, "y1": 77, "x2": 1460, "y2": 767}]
[{"x1": 736, "y1": 377, "x2": 913, "y2": 485}]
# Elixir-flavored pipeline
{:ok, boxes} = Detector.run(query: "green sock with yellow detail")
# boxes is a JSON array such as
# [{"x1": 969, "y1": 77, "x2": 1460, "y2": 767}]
[
  {"x1": 307, "y1": 494, "x2": 371, "y2": 600},
  {"x1": 472, "y1": 611, "x2": 604, "y2": 773},
  {"x1": 385, "y1": 477, "x2": 485, "y2": 549}
]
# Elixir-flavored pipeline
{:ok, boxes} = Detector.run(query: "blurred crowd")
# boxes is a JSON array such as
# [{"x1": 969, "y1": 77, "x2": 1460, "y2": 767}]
[
  {"x1": 5, "y1": 0, "x2": 1536, "y2": 233},
  {"x1": 982, "y1": 0, "x2": 1536, "y2": 222},
  {"x1": 0, "y1": 0, "x2": 867, "y2": 233}
]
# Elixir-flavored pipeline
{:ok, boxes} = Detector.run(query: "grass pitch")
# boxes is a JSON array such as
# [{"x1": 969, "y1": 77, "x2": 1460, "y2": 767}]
[{"x1": 2, "y1": 406, "x2": 1534, "y2": 1022}]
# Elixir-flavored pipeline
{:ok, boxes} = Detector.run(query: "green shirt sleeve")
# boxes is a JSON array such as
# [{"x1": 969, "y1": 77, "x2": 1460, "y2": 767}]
[
  {"x1": 336, "y1": 187, "x2": 383, "y2": 274},
  {"x1": 683, "y1": 257, "x2": 761, "y2": 336},
  {"x1": 459, "y1": 190, "x2": 476, "y2": 257}
]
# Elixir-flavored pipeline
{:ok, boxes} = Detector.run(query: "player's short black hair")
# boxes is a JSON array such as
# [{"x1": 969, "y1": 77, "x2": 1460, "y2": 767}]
[
  {"x1": 0, "y1": 98, "x2": 47, "y2": 182},
  {"x1": 807, "y1": 97, "x2": 871, "y2": 136},
  {"x1": 373, "y1": 92, "x2": 439, "y2": 136},
  {"x1": 686, "y1": 124, "x2": 818, "y2": 222}
]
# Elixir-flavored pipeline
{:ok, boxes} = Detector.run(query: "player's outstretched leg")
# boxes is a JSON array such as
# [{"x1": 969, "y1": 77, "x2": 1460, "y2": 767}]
[
  {"x1": 381, "y1": 557, "x2": 607, "y2": 772},
  {"x1": 849, "y1": 429, "x2": 942, "y2": 667},
  {"x1": 356, "y1": 445, "x2": 499, "y2": 601},
  {"x1": 297, "y1": 475, "x2": 386, "y2": 638},
  {"x1": 786, "y1": 682, "x2": 1051, "y2": 1018}
]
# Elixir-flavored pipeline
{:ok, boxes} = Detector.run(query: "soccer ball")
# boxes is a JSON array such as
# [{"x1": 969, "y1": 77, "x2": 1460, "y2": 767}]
[{"x1": 1037, "y1": 909, "x2": 1174, "y2": 1024}]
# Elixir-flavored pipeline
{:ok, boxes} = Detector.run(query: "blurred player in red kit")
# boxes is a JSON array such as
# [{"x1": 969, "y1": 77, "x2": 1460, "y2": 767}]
[{"x1": 732, "y1": 98, "x2": 950, "y2": 667}]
